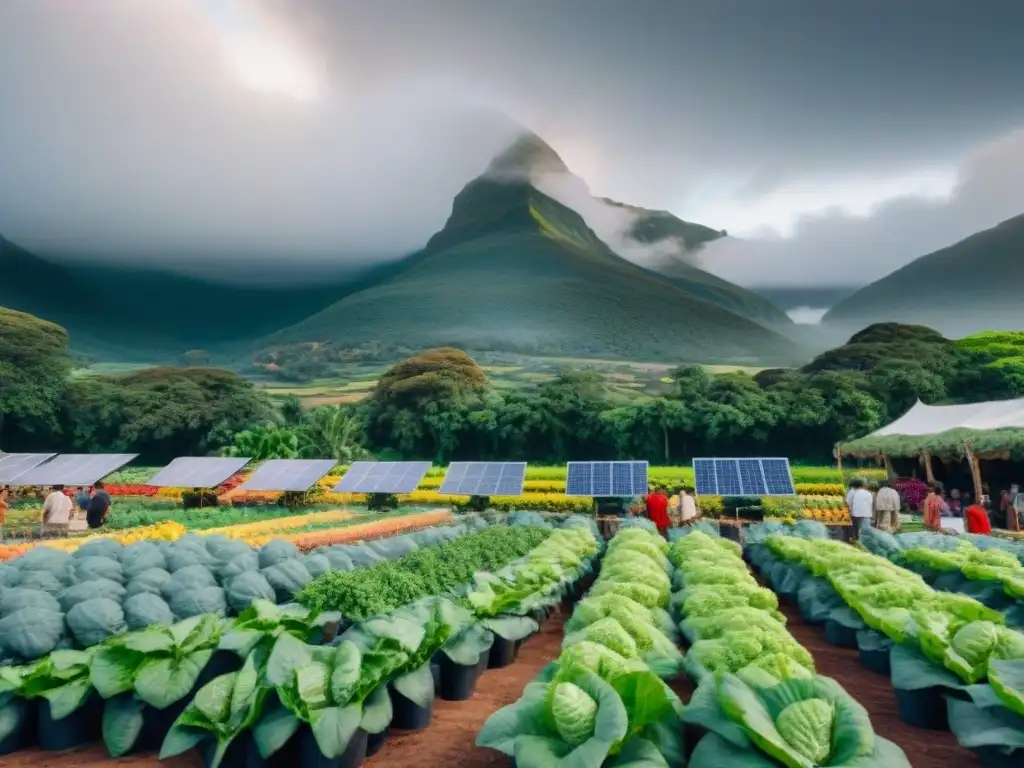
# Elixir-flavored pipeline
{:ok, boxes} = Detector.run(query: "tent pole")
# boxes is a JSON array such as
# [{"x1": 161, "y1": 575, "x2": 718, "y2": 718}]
[
  {"x1": 834, "y1": 445, "x2": 843, "y2": 477},
  {"x1": 963, "y1": 441, "x2": 984, "y2": 504},
  {"x1": 882, "y1": 454, "x2": 895, "y2": 480},
  {"x1": 922, "y1": 452, "x2": 936, "y2": 484}
]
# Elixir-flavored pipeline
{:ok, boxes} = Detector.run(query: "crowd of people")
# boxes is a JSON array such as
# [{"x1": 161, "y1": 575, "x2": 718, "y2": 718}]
[
  {"x1": 845, "y1": 476, "x2": 996, "y2": 538},
  {"x1": 0, "y1": 482, "x2": 111, "y2": 536}
]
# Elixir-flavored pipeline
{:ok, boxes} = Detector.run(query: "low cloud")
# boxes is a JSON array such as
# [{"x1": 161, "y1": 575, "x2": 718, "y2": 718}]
[
  {"x1": 702, "y1": 126, "x2": 1024, "y2": 287},
  {"x1": 787, "y1": 306, "x2": 828, "y2": 325}
]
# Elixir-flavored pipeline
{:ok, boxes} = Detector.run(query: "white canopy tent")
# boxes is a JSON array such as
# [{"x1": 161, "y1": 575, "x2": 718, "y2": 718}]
[{"x1": 870, "y1": 397, "x2": 1024, "y2": 437}]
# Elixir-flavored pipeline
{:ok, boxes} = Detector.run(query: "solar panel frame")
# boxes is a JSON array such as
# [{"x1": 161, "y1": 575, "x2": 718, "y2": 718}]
[
  {"x1": 12, "y1": 453, "x2": 138, "y2": 486},
  {"x1": 146, "y1": 457, "x2": 252, "y2": 489},
  {"x1": 236, "y1": 459, "x2": 337, "y2": 492},
  {"x1": 564, "y1": 461, "x2": 648, "y2": 496},
  {"x1": 332, "y1": 461, "x2": 432, "y2": 494},
  {"x1": 691, "y1": 457, "x2": 796, "y2": 497},
  {"x1": 0, "y1": 453, "x2": 56, "y2": 484},
  {"x1": 438, "y1": 462, "x2": 527, "y2": 496}
]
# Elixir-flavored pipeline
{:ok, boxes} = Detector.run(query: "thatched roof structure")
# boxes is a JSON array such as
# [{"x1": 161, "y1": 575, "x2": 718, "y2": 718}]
[{"x1": 839, "y1": 398, "x2": 1024, "y2": 460}]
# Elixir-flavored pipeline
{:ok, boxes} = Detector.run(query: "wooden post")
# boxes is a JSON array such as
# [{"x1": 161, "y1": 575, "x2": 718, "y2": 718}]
[
  {"x1": 834, "y1": 446, "x2": 843, "y2": 476},
  {"x1": 882, "y1": 454, "x2": 895, "y2": 480},
  {"x1": 922, "y1": 452, "x2": 935, "y2": 484},
  {"x1": 963, "y1": 441, "x2": 984, "y2": 503}
]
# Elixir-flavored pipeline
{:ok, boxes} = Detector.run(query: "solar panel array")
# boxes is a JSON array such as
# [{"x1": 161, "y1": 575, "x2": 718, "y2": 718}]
[
  {"x1": 147, "y1": 457, "x2": 251, "y2": 489},
  {"x1": 692, "y1": 457, "x2": 795, "y2": 497},
  {"x1": 238, "y1": 459, "x2": 337, "y2": 492},
  {"x1": 0, "y1": 453, "x2": 56, "y2": 484},
  {"x1": 564, "y1": 461, "x2": 649, "y2": 497},
  {"x1": 333, "y1": 462, "x2": 432, "y2": 494},
  {"x1": 13, "y1": 453, "x2": 138, "y2": 486},
  {"x1": 438, "y1": 462, "x2": 527, "y2": 496}
]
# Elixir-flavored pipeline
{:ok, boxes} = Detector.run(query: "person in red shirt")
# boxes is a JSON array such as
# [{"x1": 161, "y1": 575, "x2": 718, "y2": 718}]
[
  {"x1": 644, "y1": 486, "x2": 671, "y2": 538},
  {"x1": 965, "y1": 503, "x2": 992, "y2": 535}
]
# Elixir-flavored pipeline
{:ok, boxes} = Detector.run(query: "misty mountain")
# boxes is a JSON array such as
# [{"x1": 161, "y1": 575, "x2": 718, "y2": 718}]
[
  {"x1": 824, "y1": 212, "x2": 1024, "y2": 336},
  {"x1": 260, "y1": 135, "x2": 802, "y2": 363}
]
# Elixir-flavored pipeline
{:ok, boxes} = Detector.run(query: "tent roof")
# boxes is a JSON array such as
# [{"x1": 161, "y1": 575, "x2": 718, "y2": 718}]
[{"x1": 839, "y1": 397, "x2": 1024, "y2": 458}]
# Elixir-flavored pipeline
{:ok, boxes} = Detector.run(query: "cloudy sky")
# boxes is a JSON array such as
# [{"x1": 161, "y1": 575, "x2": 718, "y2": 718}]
[{"x1": 1, "y1": 0, "x2": 1023, "y2": 288}]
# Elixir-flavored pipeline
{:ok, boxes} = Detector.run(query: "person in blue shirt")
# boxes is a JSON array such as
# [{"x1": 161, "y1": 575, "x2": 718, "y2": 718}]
[{"x1": 75, "y1": 486, "x2": 91, "y2": 512}]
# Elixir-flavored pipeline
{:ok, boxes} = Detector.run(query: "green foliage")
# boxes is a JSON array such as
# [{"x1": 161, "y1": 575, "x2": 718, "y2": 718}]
[
  {"x1": 224, "y1": 425, "x2": 299, "y2": 461},
  {"x1": 0, "y1": 308, "x2": 71, "y2": 443}
]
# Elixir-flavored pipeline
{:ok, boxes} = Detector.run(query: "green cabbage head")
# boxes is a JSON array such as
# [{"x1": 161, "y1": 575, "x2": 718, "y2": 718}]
[{"x1": 550, "y1": 682, "x2": 597, "y2": 747}]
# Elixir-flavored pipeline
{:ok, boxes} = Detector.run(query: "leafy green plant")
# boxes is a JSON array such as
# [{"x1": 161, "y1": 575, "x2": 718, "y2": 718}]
[
  {"x1": 159, "y1": 652, "x2": 267, "y2": 768},
  {"x1": 18, "y1": 648, "x2": 97, "y2": 719},
  {"x1": 223, "y1": 426, "x2": 300, "y2": 461},
  {"x1": 91, "y1": 614, "x2": 223, "y2": 756},
  {"x1": 683, "y1": 674, "x2": 910, "y2": 767},
  {"x1": 218, "y1": 599, "x2": 341, "y2": 662}
]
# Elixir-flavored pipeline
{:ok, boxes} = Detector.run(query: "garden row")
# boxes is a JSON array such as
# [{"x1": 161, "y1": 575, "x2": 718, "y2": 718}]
[
  {"x1": 0, "y1": 508, "x2": 453, "y2": 561},
  {"x1": 748, "y1": 523, "x2": 1024, "y2": 765},
  {"x1": 0, "y1": 517, "x2": 602, "y2": 766},
  {"x1": 478, "y1": 523, "x2": 909, "y2": 766}
]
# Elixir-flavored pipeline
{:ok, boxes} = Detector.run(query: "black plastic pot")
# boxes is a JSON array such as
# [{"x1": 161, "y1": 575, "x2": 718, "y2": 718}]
[
  {"x1": 207, "y1": 732, "x2": 284, "y2": 768},
  {"x1": 300, "y1": 725, "x2": 367, "y2": 768},
  {"x1": 488, "y1": 636, "x2": 518, "y2": 669},
  {"x1": 894, "y1": 687, "x2": 949, "y2": 731},
  {"x1": 0, "y1": 698, "x2": 37, "y2": 755},
  {"x1": 438, "y1": 652, "x2": 483, "y2": 701},
  {"x1": 430, "y1": 661, "x2": 442, "y2": 691},
  {"x1": 39, "y1": 692, "x2": 103, "y2": 750},
  {"x1": 141, "y1": 698, "x2": 193, "y2": 752},
  {"x1": 366, "y1": 729, "x2": 389, "y2": 758},
  {"x1": 824, "y1": 620, "x2": 859, "y2": 649},
  {"x1": 389, "y1": 686, "x2": 432, "y2": 731},
  {"x1": 858, "y1": 647, "x2": 891, "y2": 676},
  {"x1": 972, "y1": 746, "x2": 1024, "y2": 768}
]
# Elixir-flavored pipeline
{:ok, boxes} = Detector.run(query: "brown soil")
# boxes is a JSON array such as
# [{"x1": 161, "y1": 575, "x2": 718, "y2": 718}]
[{"x1": 778, "y1": 601, "x2": 981, "y2": 768}]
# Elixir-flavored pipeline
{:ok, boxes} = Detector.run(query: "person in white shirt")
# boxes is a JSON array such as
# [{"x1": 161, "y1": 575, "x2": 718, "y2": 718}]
[
  {"x1": 680, "y1": 487, "x2": 698, "y2": 523},
  {"x1": 846, "y1": 477, "x2": 874, "y2": 539},
  {"x1": 41, "y1": 485, "x2": 72, "y2": 534},
  {"x1": 872, "y1": 480, "x2": 902, "y2": 532}
]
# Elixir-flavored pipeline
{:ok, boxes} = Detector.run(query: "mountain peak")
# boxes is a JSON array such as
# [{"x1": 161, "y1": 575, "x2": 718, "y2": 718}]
[{"x1": 485, "y1": 133, "x2": 569, "y2": 178}]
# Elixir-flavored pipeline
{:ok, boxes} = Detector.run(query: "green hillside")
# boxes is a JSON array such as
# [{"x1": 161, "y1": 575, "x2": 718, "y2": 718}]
[
  {"x1": 0, "y1": 235, "x2": 368, "y2": 360},
  {"x1": 824, "y1": 212, "x2": 1024, "y2": 335},
  {"x1": 262, "y1": 175, "x2": 803, "y2": 364}
]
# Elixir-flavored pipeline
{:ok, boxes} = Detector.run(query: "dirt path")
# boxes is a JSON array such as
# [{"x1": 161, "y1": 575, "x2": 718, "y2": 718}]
[{"x1": 777, "y1": 601, "x2": 980, "y2": 768}]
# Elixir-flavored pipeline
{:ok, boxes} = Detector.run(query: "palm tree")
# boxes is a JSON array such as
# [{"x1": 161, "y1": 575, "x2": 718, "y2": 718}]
[{"x1": 298, "y1": 406, "x2": 365, "y2": 462}]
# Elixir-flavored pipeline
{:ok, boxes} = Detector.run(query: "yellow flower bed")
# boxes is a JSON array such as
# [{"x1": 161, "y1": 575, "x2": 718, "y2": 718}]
[
  {"x1": 794, "y1": 483, "x2": 845, "y2": 495},
  {"x1": 114, "y1": 521, "x2": 187, "y2": 544},
  {"x1": 201, "y1": 509, "x2": 358, "y2": 539},
  {"x1": 240, "y1": 508, "x2": 453, "y2": 549}
]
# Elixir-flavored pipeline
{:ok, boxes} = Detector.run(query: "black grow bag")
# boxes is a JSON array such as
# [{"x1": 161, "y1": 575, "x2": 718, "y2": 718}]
[
  {"x1": 366, "y1": 729, "x2": 389, "y2": 758},
  {"x1": 431, "y1": 661, "x2": 442, "y2": 691},
  {"x1": 972, "y1": 746, "x2": 1024, "y2": 768},
  {"x1": 894, "y1": 686, "x2": 949, "y2": 731},
  {"x1": 859, "y1": 647, "x2": 891, "y2": 675},
  {"x1": 824, "y1": 619, "x2": 859, "y2": 649},
  {"x1": 389, "y1": 686, "x2": 432, "y2": 731},
  {"x1": 38, "y1": 691, "x2": 103, "y2": 750},
  {"x1": 0, "y1": 699, "x2": 37, "y2": 755},
  {"x1": 208, "y1": 732, "x2": 284, "y2": 768},
  {"x1": 438, "y1": 651, "x2": 485, "y2": 701},
  {"x1": 488, "y1": 636, "x2": 519, "y2": 669}
]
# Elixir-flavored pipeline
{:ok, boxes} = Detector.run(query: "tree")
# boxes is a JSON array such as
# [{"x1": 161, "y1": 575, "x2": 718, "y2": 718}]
[
  {"x1": 64, "y1": 367, "x2": 273, "y2": 462},
  {"x1": 297, "y1": 405, "x2": 365, "y2": 462},
  {"x1": 279, "y1": 395, "x2": 306, "y2": 426},
  {"x1": 0, "y1": 309, "x2": 71, "y2": 446},
  {"x1": 224, "y1": 425, "x2": 299, "y2": 460}
]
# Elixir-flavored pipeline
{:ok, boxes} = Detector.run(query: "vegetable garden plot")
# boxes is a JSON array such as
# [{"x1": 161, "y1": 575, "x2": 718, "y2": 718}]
[{"x1": 749, "y1": 524, "x2": 1022, "y2": 765}]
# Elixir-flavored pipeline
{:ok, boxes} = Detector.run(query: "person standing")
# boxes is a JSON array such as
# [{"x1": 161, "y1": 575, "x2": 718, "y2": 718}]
[
  {"x1": 873, "y1": 480, "x2": 902, "y2": 533},
  {"x1": 0, "y1": 486, "x2": 9, "y2": 526},
  {"x1": 923, "y1": 483, "x2": 943, "y2": 531},
  {"x1": 75, "y1": 486, "x2": 91, "y2": 515},
  {"x1": 86, "y1": 481, "x2": 112, "y2": 529},
  {"x1": 847, "y1": 477, "x2": 873, "y2": 539},
  {"x1": 41, "y1": 485, "x2": 73, "y2": 535},
  {"x1": 965, "y1": 502, "x2": 992, "y2": 534},
  {"x1": 680, "y1": 486, "x2": 698, "y2": 524},
  {"x1": 644, "y1": 486, "x2": 671, "y2": 538}
]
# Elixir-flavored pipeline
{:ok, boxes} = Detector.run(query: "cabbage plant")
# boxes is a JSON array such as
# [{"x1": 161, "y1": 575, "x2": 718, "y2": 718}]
[{"x1": 683, "y1": 674, "x2": 911, "y2": 767}]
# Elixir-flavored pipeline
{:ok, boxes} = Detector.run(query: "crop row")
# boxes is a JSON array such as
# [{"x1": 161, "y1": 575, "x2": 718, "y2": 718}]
[
  {"x1": 749, "y1": 525, "x2": 1024, "y2": 762},
  {"x1": 0, "y1": 519, "x2": 602, "y2": 765},
  {"x1": 0, "y1": 509, "x2": 454, "y2": 562}
]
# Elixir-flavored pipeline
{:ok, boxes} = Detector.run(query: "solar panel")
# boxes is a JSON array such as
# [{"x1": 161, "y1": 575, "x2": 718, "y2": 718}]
[
  {"x1": 12, "y1": 453, "x2": 137, "y2": 486},
  {"x1": 237, "y1": 459, "x2": 337, "y2": 492},
  {"x1": 333, "y1": 462, "x2": 432, "y2": 494},
  {"x1": 147, "y1": 457, "x2": 251, "y2": 488},
  {"x1": 692, "y1": 458, "x2": 795, "y2": 497},
  {"x1": 565, "y1": 461, "x2": 648, "y2": 496},
  {"x1": 438, "y1": 462, "x2": 527, "y2": 496},
  {"x1": 0, "y1": 453, "x2": 56, "y2": 484}
]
